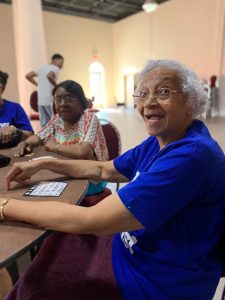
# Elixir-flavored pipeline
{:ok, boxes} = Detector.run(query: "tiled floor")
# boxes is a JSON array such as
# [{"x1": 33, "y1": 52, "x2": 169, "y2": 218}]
[{"x1": 8, "y1": 108, "x2": 225, "y2": 299}]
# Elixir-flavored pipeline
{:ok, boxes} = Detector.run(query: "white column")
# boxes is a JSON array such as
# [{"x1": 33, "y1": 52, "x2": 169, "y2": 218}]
[{"x1": 12, "y1": 0, "x2": 47, "y2": 114}]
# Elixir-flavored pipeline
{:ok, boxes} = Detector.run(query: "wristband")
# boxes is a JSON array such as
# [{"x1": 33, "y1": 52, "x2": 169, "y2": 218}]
[
  {"x1": 0, "y1": 199, "x2": 9, "y2": 221},
  {"x1": 55, "y1": 144, "x2": 61, "y2": 153}
]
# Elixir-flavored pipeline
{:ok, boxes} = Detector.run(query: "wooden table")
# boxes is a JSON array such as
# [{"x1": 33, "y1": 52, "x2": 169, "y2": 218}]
[{"x1": 0, "y1": 146, "x2": 88, "y2": 268}]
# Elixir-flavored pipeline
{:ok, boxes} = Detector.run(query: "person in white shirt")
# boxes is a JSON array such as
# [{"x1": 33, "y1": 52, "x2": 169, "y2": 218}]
[{"x1": 26, "y1": 54, "x2": 64, "y2": 127}]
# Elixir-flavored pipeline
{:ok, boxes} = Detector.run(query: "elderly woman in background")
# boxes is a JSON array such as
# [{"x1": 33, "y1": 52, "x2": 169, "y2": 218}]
[
  {"x1": 2, "y1": 60, "x2": 225, "y2": 300},
  {"x1": 0, "y1": 71, "x2": 33, "y2": 148},
  {"x1": 15, "y1": 80, "x2": 108, "y2": 195}
]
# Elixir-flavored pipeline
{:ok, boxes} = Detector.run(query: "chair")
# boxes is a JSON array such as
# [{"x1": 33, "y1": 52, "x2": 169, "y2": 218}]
[
  {"x1": 86, "y1": 98, "x2": 99, "y2": 113},
  {"x1": 100, "y1": 119, "x2": 121, "y2": 161},
  {"x1": 81, "y1": 187, "x2": 112, "y2": 207},
  {"x1": 100, "y1": 119, "x2": 122, "y2": 190},
  {"x1": 30, "y1": 91, "x2": 39, "y2": 120},
  {"x1": 29, "y1": 91, "x2": 57, "y2": 121}
]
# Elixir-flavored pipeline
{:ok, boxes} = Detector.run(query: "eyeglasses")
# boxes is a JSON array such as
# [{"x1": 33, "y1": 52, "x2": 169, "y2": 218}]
[
  {"x1": 54, "y1": 94, "x2": 77, "y2": 104},
  {"x1": 132, "y1": 87, "x2": 184, "y2": 103}
]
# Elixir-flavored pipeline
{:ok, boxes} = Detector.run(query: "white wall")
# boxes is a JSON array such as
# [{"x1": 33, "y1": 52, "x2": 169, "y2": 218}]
[
  {"x1": 0, "y1": 4, "x2": 114, "y2": 108},
  {"x1": 1, "y1": 0, "x2": 225, "y2": 110},
  {"x1": 0, "y1": 4, "x2": 18, "y2": 102},
  {"x1": 113, "y1": 12, "x2": 151, "y2": 103},
  {"x1": 43, "y1": 11, "x2": 114, "y2": 107},
  {"x1": 113, "y1": 0, "x2": 225, "y2": 107}
]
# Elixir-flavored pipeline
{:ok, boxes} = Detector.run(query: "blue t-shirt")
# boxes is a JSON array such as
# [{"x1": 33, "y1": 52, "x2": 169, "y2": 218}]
[
  {"x1": 113, "y1": 120, "x2": 225, "y2": 300},
  {"x1": 0, "y1": 99, "x2": 33, "y2": 131}
]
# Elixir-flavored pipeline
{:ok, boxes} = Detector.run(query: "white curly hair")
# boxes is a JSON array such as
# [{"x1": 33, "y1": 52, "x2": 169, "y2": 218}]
[{"x1": 139, "y1": 60, "x2": 209, "y2": 118}]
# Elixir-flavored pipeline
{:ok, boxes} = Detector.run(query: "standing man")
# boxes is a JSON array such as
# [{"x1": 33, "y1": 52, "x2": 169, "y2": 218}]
[{"x1": 26, "y1": 54, "x2": 64, "y2": 127}]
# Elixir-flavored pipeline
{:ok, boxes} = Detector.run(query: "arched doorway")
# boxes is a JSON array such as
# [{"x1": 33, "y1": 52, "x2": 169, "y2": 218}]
[{"x1": 89, "y1": 61, "x2": 105, "y2": 107}]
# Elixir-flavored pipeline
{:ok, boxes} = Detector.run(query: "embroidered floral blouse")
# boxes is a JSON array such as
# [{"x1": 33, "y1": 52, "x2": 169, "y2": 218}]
[{"x1": 37, "y1": 110, "x2": 108, "y2": 161}]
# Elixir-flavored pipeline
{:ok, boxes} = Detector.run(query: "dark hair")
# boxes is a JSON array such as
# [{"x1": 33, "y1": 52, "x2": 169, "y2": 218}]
[
  {"x1": 0, "y1": 71, "x2": 9, "y2": 86},
  {"x1": 53, "y1": 80, "x2": 87, "y2": 110},
  {"x1": 51, "y1": 53, "x2": 64, "y2": 61}
]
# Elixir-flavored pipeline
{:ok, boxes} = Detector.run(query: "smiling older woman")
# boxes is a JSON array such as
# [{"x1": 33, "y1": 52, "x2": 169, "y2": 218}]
[{"x1": 2, "y1": 60, "x2": 225, "y2": 300}]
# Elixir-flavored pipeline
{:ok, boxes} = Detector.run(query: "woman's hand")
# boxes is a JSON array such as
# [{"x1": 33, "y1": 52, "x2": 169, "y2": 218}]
[
  {"x1": 14, "y1": 141, "x2": 32, "y2": 157},
  {"x1": 5, "y1": 161, "x2": 40, "y2": 190},
  {"x1": 45, "y1": 139, "x2": 59, "y2": 152},
  {"x1": 0, "y1": 126, "x2": 16, "y2": 144}
]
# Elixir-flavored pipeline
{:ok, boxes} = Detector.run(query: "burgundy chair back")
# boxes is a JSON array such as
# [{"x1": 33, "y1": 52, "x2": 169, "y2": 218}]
[
  {"x1": 81, "y1": 187, "x2": 112, "y2": 207},
  {"x1": 100, "y1": 119, "x2": 121, "y2": 191},
  {"x1": 30, "y1": 91, "x2": 39, "y2": 120},
  {"x1": 30, "y1": 91, "x2": 56, "y2": 119},
  {"x1": 30, "y1": 91, "x2": 39, "y2": 112},
  {"x1": 100, "y1": 119, "x2": 121, "y2": 161}
]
